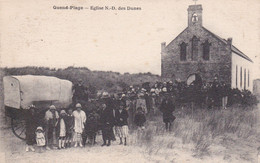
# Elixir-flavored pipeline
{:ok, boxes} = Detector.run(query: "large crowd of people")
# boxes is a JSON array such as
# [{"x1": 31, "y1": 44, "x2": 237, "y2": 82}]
[{"x1": 24, "y1": 77, "x2": 233, "y2": 152}]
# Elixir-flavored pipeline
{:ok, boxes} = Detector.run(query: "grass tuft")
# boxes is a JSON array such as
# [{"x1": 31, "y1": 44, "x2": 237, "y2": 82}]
[{"x1": 131, "y1": 105, "x2": 259, "y2": 161}]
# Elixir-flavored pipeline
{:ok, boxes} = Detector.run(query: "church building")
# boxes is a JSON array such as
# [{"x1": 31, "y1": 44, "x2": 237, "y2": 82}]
[{"x1": 161, "y1": 4, "x2": 253, "y2": 91}]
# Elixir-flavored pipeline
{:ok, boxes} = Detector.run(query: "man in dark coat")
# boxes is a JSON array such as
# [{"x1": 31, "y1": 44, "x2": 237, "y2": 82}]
[
  {"x1": 144, "y1": 93, "x2": 153, "y2": 114},
  {"x1": 210, "y1": 77, "x2": 221, "y2": 107},
  {"x1": 72, "y1": 79, "x2": 88, "y2": 106},
  {"x1": 25, "y1": 105, "x2": 38, "y2": 152},
  {"x1": 160, "y1": 94, "x2": 175, "y2": 132},
  {"x1": 44, "y1": 105, "x2": 59, "y2": 150},
  {"x1": 134, "y1": 107, "x2": 146, "y2": 129},
  {"x1": 100, "y1": 103, "x2": 115, "y2": 146},
  {"x1": 220, "y1": 82, "x2": 229, "y2": 109}
]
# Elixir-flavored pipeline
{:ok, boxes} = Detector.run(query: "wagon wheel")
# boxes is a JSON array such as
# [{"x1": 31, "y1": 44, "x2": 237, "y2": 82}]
[{"x1": 11, "y1": 118, "x2": 26, "y2": 140}]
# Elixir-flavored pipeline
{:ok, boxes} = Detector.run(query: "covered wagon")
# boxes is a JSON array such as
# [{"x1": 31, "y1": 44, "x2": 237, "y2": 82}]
[{"x1": 3, "y1": 75, "x2": 73, "y2": 140}]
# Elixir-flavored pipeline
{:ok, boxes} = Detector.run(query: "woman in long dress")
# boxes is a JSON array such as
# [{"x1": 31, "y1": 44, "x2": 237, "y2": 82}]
[{"x1": 73, "y1": 103, "x2": 86, "y2": 147}]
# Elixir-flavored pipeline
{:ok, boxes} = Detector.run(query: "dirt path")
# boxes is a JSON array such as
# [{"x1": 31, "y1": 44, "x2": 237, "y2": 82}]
[
  {"x1": 5, "y1": 145, "x2": 149, "y2": 163},
  {"x1": 0, "y1": 126, "x2": 234, "y2": 163}
]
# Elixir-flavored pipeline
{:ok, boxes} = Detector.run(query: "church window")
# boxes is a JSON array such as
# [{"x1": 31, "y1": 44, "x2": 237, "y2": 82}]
[
  {"x1": 244, "y1": 69, "x2": 246, "y2": 90},
  {"x1": 191, "y1": 36, "x2": 199, "y2": 60},
  {"x1": 236, "y1": 65, "x2": 238, "y2": 88},
  {"x1": 240, "y1": 67, "x2": 242, "y2": 88},
  {"x1": 248, "y1": 70, "x2": 250, "y2": 87},
  {"x1": 180, "y1": 42, "x2": 187, "y2": 61},
  {"x1": 202, "y1": 40, "x2": 211, "y2": 60}
]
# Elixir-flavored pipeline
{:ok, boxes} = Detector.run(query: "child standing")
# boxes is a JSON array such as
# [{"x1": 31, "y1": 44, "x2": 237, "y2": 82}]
[
  {"x1": 57, "y1": 110, "x2": 67, "y2": 149},
  {"x1": 85, "y1": 110, "x2": 99, "y2": 146},
  {"x1": 115, "y1": 102, "x2": 129, "y2": 146},
  {"x1": 134, "y1": 107, "x2": 146, "y2": 130},
  {"x1": 65, "y1": 108, "x2": 74, "y2": 148},
  {"x1": 35, "y1": 126, "x2": 45, "y2": 153}
]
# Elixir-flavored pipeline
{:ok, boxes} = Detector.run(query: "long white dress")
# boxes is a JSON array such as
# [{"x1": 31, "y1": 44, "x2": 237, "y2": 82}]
[
  {"x1": 72, "y1": 110, "x2": 86, "y2": 134},
  {"x1": 59, "y1": 118, "x2": 66, "y2": 137},
  {"x1": 36, "y1": 131, "x2": 46, "y2": 146}
]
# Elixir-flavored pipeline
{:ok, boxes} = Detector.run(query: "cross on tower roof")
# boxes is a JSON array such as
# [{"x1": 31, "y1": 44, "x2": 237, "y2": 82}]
[{"x1": 193, "y1": 0, "x2": 198, "y2": 5}]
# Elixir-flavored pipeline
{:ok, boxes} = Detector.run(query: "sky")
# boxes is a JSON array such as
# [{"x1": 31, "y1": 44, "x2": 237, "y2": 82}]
[{"x1": 0, "y1": 0, "x2": 259, "y2": 79}]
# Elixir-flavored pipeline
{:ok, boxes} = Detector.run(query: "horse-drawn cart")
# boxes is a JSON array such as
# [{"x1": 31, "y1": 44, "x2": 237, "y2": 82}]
[{"x1": 3, "y1": 75, "x2": 73, "y2": 140}]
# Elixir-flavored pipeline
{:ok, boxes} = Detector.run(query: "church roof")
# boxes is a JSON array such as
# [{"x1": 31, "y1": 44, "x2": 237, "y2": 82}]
[{"x1": 202, "y1": 27, "x2": 253, "y2": 62}]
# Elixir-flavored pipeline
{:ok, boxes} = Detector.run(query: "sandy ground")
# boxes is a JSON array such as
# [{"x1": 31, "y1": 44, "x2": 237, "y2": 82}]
[
  {"x1": 0, "y1": 70, "x2": 259, "y2": 163},
  {"x1": 0, "y1": 128, "x2": 232, "y2": 163},
  {"x1": 2, "y1": 118, "x2": 258, "y2": 163}
]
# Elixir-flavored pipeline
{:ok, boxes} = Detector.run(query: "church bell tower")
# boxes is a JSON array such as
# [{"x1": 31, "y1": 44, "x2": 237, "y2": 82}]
[{"x1": 188, "y1": 4, "x2": 203, "y2": 27}]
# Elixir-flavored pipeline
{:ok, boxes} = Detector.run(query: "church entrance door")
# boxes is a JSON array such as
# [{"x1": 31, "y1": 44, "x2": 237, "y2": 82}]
[{"x1": 186, "y1": 73, "x2": 202, "y2": 87}]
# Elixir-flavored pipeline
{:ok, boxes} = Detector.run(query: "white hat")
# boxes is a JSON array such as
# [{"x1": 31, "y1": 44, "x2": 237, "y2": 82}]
[
  {"x1": 49, "y1": 105, "x2": 56, "y2": 110},
  {"x1": 102, "y1": 92, "x2": 109, "y2": 98},
  {"x1": 121, "y1": 94, "x2": 126, "y2": 97},
  {"x1": 27, "y1": 104, "x2": 35, "y2": 109},
  {"x1": 60, "y1": 110, "x2": 66, "y2": 114},
  {"x1": 162, "y1": 87, "x2": 167, "y2": 92},
  {"x1": 36, "y1": 126, "x2": 43, "y2": 131},
  {"x1": 76, "y1": 103, "x2": 82, "y2": 108},
  {"x1": 103, "y1": 92, "x2": 109, "y2": 96},
  {"x1": 150, "y1": 88, "x2": 155, "y2": 92}
]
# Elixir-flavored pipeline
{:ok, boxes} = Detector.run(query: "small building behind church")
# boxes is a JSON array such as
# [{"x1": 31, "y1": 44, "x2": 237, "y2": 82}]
[{"x1": 161, "y1": 4, "x2": 253, "y2": 91}]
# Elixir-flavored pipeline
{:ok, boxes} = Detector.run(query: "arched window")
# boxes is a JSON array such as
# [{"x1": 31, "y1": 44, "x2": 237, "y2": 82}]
[
  {"x1": 248, "y1": 70, "x2": 250, "y2": 87},
  {"x1": 191, "y1": 36, "x2": 199, "y2": 60},
  {"x1": 180, "y1": 42, "x2": 187, "y2": 61},
  {"x1": 240, "y1": 67, "x2": 242, "y2": 88},
  {"x1": 202, "y1": 40, "x2": 211, "y2": 60},
  {"x1": 236, "y1": 65, "x2": 238, "y2": 88},
  {"x1": 192, "y1": 13, "x2": 198, "y2": 23},
  {"x1": 244, "y1": 68, "x2": 246, "y2": 90}
]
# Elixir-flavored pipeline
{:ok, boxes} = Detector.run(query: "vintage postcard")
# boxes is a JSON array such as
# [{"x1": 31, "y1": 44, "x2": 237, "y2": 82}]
[{"x1": 0, "y1": 0, "x2": 259, "y2": 162}]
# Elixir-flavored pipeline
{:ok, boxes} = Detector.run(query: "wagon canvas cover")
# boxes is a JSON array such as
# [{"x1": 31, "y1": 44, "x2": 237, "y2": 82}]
[{"x1": 3, "y1": 75, "x2": 73, "y2": 109}]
